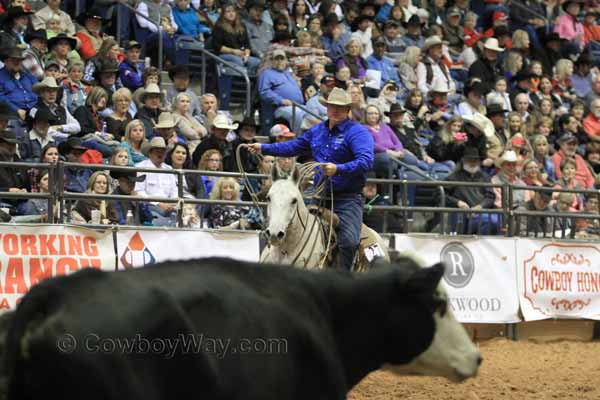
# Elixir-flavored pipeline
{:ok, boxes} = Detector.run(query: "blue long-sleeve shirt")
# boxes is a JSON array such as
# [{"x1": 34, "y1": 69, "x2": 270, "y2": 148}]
[
  {"x1": 321, "y1": 32, "x2": 350, "y2": 62},
  {"x1": 258, "y1": 68, "x2": 304, "y2": 107},
  {"x1": 172, "y1": 7, "x2": 211, "y2": 37},
  {"x1": 367, "y1": 54, "x2": 401, "y2": 86},
  {"x1": 119, "y1": 59, "x2": 144, "y2": 92},
  {"x1": 0, "y1": 67, "x2": 38, "y2": 111},
  {"x1": 261, "y1": 119, "x2": 374, "y2": 194}
]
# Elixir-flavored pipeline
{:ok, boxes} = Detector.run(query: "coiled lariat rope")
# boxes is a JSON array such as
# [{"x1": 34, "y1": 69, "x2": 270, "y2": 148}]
[{"x1": 236, "y1": 145, "x2": 335, "y2": 268}]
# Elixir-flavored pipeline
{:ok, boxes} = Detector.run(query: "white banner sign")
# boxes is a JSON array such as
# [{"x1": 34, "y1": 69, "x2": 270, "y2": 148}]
[
  {"x1": 0, "y1": 224, "x2": 115, "y2": 312},
  {"x1": 116, "y1": 229, "x2": 260, "y2": 270},
  {"x1": 517, "y1": 241, "x2": 600, "y2": 321},
  {"x1": 395, "y1": 234, "x2": 521, "y2": 323}
]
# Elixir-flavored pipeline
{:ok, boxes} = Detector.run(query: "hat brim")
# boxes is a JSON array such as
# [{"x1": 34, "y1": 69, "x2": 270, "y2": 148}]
[
  {"x1": 47, "y1": 36, "x2": 77, "y2": 50},
  {"x1": 484, "y1": 45, "x2": 504, "y2": 52},
  {"x1": 32, "y1": 83, "x2": 59, "y2": 93},
  {"x1": 111, "y1": 171, "x2": 146, "y2": 182},
  {"x1": 140, "y1": 92, "x2": 165, "y2": 102},
  {"x1": 213, "y1": 123, "x2": 239, "y2": 130},
  {"x1": 0, "y1": 52, "x2": 25, "y2": 61},
  {"x1": 153, "y1": 123, "x2": 177, "y2": 129}
]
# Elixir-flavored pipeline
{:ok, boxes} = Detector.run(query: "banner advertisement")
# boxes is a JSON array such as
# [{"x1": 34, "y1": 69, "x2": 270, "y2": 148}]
[
  {"x1": 0, "y1": 224, "x2": 115, "y2": 312},
  {"x1": 116, "y1": 229, "x2": 260, "y2": 270},
  {"x1": 394, "y1": 234, "x2": 521, "y2": 323},
  {"x1": 517, "y1": 241, "x2": 600, "y2": 321}
]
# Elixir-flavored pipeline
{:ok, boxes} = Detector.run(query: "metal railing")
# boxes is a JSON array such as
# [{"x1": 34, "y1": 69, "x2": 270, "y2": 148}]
[
  {"x1": 116, "y1": 0, "x2": 164, "y2": 72},
  {"x1": 291, "y1": 101, "x2": 323, "y2": 129},
  {"x1": 2, "y1": 161, "x2": 600, "y2": 239}
]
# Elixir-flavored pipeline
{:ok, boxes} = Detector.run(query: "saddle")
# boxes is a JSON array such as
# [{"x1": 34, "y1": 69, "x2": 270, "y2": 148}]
[{"x1": 307, "y1": 205, "x2": 385, "y2": 271}]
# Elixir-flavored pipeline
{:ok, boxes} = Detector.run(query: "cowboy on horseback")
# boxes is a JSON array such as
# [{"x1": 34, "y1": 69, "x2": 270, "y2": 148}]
[{"x1": 247, "y1": 87, "x2": 375, "y2": 270}]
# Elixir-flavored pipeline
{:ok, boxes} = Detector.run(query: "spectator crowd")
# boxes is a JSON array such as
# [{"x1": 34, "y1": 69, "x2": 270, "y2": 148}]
[{"x1": 0, "y1": 0, "x2": 599, "y2": 238}]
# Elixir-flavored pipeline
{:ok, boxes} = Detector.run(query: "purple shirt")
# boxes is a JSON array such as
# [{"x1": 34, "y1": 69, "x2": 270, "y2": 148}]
[{"x1": 368, "y1": 123, "x2": 403, "y2": 153}]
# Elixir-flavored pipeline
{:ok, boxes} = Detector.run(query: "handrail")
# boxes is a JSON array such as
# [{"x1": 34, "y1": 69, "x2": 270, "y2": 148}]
[
  {"x1": 116, "y1": 0, "x2": 164, "y2": 72},
  {"x1": 291, "y1": 101, "x2": 323, "y2": 129},
  {"x1": 195, "y1": 46, "x2": 252, "y2": 117}
]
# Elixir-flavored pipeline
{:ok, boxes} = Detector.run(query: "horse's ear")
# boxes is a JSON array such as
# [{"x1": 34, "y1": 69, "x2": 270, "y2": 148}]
[
  {"x1": 271, "y1": 163, "x2": 281, "y2": 181},
  {"x1": 291, "y1": 166, "x2": 300, "y2": 184}
]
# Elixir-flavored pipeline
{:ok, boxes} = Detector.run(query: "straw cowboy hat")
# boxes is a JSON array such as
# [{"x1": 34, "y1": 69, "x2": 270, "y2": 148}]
[
  {"x1": 140, "y1": 83, "x2": 164, "y2": 103},
  {"x1": 495, "y1": 150, "x2": 518, "y2": 168},
  {"x1": 462, "y1": 114, "x2": 495, "y2": 138},
  {"x1": 212, "y1": 114, "x2": 239, "y2": 130},
  {"x1": 32, "y1": 77, "x2": 59, "y2": 93},
  {"x1": 323, "y1": 87, "x2": 352, "y2": 106},
  {"x1": 423, "y1": 35, "x2": 443, "y2": 51},
  {"x1": 153, "y1": 112, "x2": 177, "y2": 129},
  {"x1": 483, "y1": 38, "x2": 504, "y2": 52},
  {"x1": 142, "y1": 136, "x2": 167, "y2": 156}
]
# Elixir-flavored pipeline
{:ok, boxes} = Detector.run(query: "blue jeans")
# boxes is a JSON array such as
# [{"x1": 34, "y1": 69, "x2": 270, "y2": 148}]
[
  {"x1": 147, "y1": 204, "x2": 177, "y2": 227},
  {"x1": 218, "y1": 54, "x2": 261, "y2": 109},
  {"x1": 326, "y1": 193, "x2": 363, "y2": 271}
]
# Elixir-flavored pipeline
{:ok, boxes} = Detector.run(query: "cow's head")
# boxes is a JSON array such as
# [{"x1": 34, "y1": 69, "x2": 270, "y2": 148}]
[{"x1": 382, "y1": 260, "x2": 481, "y2": 382}]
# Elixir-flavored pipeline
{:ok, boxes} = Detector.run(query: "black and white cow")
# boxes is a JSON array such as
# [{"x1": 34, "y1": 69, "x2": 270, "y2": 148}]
[{"x1": 3, "y1": 257, "x2": 481, "y2": 400}]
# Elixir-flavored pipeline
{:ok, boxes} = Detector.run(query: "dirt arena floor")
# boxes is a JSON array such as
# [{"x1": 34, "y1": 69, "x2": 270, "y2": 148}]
[{"x1": 349, "y1": 339, "x2": 600, "y2": 400}]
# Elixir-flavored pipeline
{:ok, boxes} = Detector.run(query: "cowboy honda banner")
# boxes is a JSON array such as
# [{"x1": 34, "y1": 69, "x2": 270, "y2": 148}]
[
  {"x1": 0, "y1": 224, "x2": 116, "y2": 312},
  {"x1": 394, "y1": 234, "x2": 521, "y2": 323},
  {"x1": 517, "y1": 241, "x2": 600, "y2": 321},
  {"x1": 115, "y1": 229, "x2": 260, "y2": 270}
]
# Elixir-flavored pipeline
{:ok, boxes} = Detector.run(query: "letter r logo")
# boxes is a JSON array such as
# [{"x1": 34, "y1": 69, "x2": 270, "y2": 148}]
[
  {"x1": 448, "y1": 252, "x2": 467, "y2": 277},
  {"x1": 440, "y1": 243, "x2": 474, "y2": 288}
]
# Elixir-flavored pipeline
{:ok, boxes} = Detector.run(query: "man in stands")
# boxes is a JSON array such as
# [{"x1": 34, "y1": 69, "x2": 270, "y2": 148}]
[
  {"x1": 192, "y1": 114, "x2": 237, "y2": 171},
  {"x1": 244, "y1": 0, "x2": 273, "y2": 60},
  {"x1": 258, "y1": 49, "x2": 305, "y2": 135},
  {"x1": 135, "y1": 83, "x2": 163, "y2": 139},
  {"x1": 0, "y1": 130, "x2": 29, "y2": 211},
  {"x1": 248, "y1": 88, "x2": 374, "y2": 271},
  {"x1": 416, "y1": 35, "x2": 455, "y2": 97},
  {"x1": 583, "y1": 98, "x2": 600, "y2": 141},
  {"x1": 29, "y1": 76, "x2": 80, "y2": 138},
  {"x1": 367, "y1": 37, "x2": 401, "y2": 88},
  {"x1": 135, "y1": 136, "x2": 179, "y2": 226},
  {"x1": 119, "y1": 41, "x2": 144, "y2": 92},
  {"x1": 552, "y1": 133, "x2": 595, "y2": 188},
  {"x1": 515, "y1": 187, "x2": 553, "y2": 237},
  {"x1": 468, "y1": 37, "x2": 504, "y2": 95},
  {"x1": 0, "y1": 47, "x2": 37, "y2": 122},
  {"x1": 304, "y1": 75, "x2": 336, "y2": 128}
]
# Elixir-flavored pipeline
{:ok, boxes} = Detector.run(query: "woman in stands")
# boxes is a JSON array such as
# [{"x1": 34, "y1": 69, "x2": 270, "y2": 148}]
[
  {"x1": 105, "y1": 88, "x2": 133, "y2": 143},
  {"x1": 398, "y1": 46, "x2": 420, "y2": 93},
  {"x1": 109, "y1": 147, "x2": 130, "y2": 191},
  {"x1": 83, "y1": 38, "x2": 122, "y2": 83},
  {"x1": 197, "y1": 149, "x2": 223, "y2": 197},
  {"x1": 21, "y1": 169, "x2": 52, "y2": 221},
  {"x1": 212, "y1": 3, "x2": 261, "y2": 76},
  {"x1": 172, "y1": 92, "x2": 207, "y2": 154},
  {"x1": 553, "y1": 158, "x2": 584, "y2": 210},
  {"x1": 291, "y1": 0, "x2": 309, "y2": 36},
  {"x1": 121, "y1": 119, "x2": 148, "y2": 165},
  {"x1": 336, "y1": 38, "x2": 368, "y2": 81},
  {"x1": 73, "y1": 86, "x2": 117, "y2": 157},
  {"x1": 531, "y1": 134, "x2": 556, "y2": 183},
  {"x1": 208, "y1": 177, "x2": 250, "y2": 229},
  {"x1": 62, "y1": 60, "x2": 90, "y2": 114},
  {"x1": 71, "y1": 171, "x2": 111, "y2": 224},
  {"x1": 427, "y1": 115, "x2": 465, "y2": 164}
]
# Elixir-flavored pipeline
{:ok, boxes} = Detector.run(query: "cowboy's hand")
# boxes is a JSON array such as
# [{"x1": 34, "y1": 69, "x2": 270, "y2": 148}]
[
  {"x1": 246, "y1": 143, "x2": 262, "y2": 154},
  {"x1": 323, "y1": 163, "x2": 337, "y2": 176}
]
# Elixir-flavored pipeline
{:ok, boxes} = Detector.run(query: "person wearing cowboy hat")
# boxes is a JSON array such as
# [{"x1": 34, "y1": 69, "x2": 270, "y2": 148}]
[
  {"x1": 461, "y1": 113, "x2": 495, "y2": 168},
  {"x1": 247, "y1": 87, "x2": 375, "y2": 271},
  {"x1": 0, "y1": 47, "x2": 37, "y2": 120},
  {"x1": 258, "y1": 48, "x2": 306, "y2": 135},
  {"x1": 400, "y1": 15, "x2": 425, "y2": 50},
  {"x1": 243, "y1": 0, "x2": 273, "y2": 60},
  {"x1": 352, "y1": 14, "x2": 374, "y2": 59},
  {"x1": 441, "y1": 146, "x2": 498, "y2": 234},
  {"x1": 515, "y1": 183, "x2": 554, "y2": 237},
  {"x1": 165, "y1": 64, "x2": 201, "y2": 117},
  {"x1": 0, "y1": 128, "x2": 30, "y2": 209},
  {"x1": 456, "y1": 79, "x2": 486, "y2": 117},
  {"x1": 382, "y1": 19, "x2": 406, "y2": 55},
  {"x1": 231, "y1": 116, "x2": 260, "y2": 173},
  {"x1": 152, "y1": 111, "x2": 183, "y2": 147},
  {"x1": 134, "y1": 136, "x2": 179, "y2": 226},
  {"x1": 424, "y1": 78, "x2": 452, "y2": 132},
  {"x1": 555, "y1": 0, "x2": 585, "y2": 53},
  {"x1": 485, "y1": 102, "x2": 509, "y2": 154},
  {"x1": 94, "y1": 60, "x2": 121, "y2": 107},
  {"x1": 416, "y1": 35, "x2": 456, "y2": 97},
  {"x1": 0, "y1": 6, "x2": 32, "y2": 50},
  {"x1": 22, "y1": 29, "x2": 47, "y2": 80},
  {"x1": 135, "y1": 83, "x2": 164, "y2": 139},
  {"x1": 367, "y1": 37, "x2": 401, "y2": 88},
  {"x1": 57, "y1": 136, "x2": 93, "y2": 193},
  {"x1": 0, "y1": 101, "x2": 17, "y2": 130},
  {"x1": 46, "y1": 33, "x2": 78, "y2": 77},
  {"x1": 106, "y1": 169, "x2": 152, "y2": 226},
  {"x1": 468, "y1": 37, "x2": 504, "y2": 94},
  {"x1": 491, "y1": 149, "x2": 529, "y2": 209},
  {"x1": 508, "y1": 70, "x2": 535, "y2": 105},
  {"x1": 75, "y1": 7, "x2": 110, "y2": 61},
  {"x1": 191, "y1": 113, "x2": 238, "y2": 171},
  {"x1": 321, "y1": 12, "x2": 351, "y2": 62},
  {"x1": 551, "y1": 132, "x2": 595, "y2": 188},
  {"x1": 29, "y1": 76, "x2": 81, "y2": 136},
  {"x1": 31, "y1": 0, "x2": 76, "y2": 36},
  {"x1": 20, "y1": 108, "x2": 56, "y2": 162}
]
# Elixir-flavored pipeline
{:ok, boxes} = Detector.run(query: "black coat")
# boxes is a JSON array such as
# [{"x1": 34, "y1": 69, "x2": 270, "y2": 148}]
[
  {"x1": 73, "y1": 105, "x2": 100, "y2": 136},
  {"x1": 0, "y1": 150, "x2": 30, "y2": 206},
  {"x1": 192, "y1": 135, "x2": 235, "y2": 172},
  {"x1": 439, "y1": 167, "x2": 496, "y2": 209},
  {"x1": 468, "y1": 58, "x2": 503, "y2": 94}
]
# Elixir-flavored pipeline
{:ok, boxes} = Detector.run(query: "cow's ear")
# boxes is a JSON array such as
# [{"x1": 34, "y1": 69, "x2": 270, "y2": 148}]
[
  {"x1": 290, "y1": 166, "x2": 300, "y2": 184},
  {"x1": 405, "y1": 263, "x2": 445, "y2": 294}
]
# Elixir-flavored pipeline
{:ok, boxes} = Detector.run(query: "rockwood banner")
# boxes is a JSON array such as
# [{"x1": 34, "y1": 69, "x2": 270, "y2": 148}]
[
  {"x1": 517, "y1": 241, "x2": 600, "y2": 321},
  {"x1": 394, "y1": 234, "x2": 521, "y2": 323},
  {"x1": 0, "y1": 224, "x2": 116, "y2": 312}
]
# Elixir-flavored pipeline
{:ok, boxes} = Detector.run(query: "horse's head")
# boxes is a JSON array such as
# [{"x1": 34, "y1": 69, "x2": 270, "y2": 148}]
[{"x1": 265, "y1": 165, "x2": 303, "y2": 244}]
